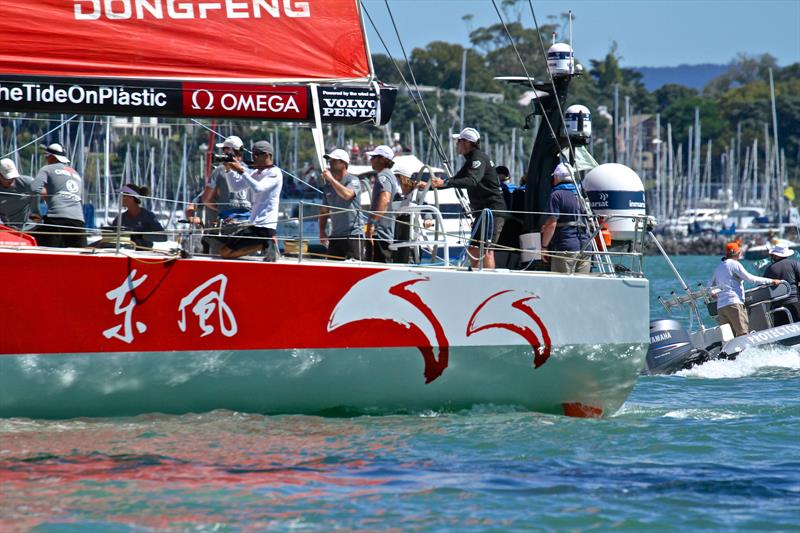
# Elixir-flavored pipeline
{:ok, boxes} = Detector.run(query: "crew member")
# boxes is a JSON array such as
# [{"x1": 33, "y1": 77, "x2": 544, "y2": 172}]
[
  {"x1": 496, "y1": 165, "x2": 513, "y2": 210},
  {"x1": 764, "y1": 245, "x2": 800, "y2": 325},
  {"x1": 319, "y1": 149, "x2": 363, "y2": 260},
  {"x1": 708, "y1": 241, "x2": 780, "y2": 336},
  {"x1": 429, "y1": 127, "x2": 506, "y2": 269},
  {"x1": 365, "y1": 145, "x2": 398, "y2": 263},
  {"x1": 202, "y1": 135, "x2": 251, "y2": 224},
  {"x1": 110, "y1": 184, "x2": 166, "y2": 249},
  {"x1": 540, "y1": 163, "x2": 591, "y2": 274},
  {"x1": 34, "y1": 143, "x2": 86, "y2": 247},
  {"x1": 0, "y1": 158, "x2": 38, "y2": 230},
  {"x1": 219, "y1": 140, "x2": 282, "y2": 261},
  {"x1": 392, "y1": 162, "x2": 433, "y2": 263}
]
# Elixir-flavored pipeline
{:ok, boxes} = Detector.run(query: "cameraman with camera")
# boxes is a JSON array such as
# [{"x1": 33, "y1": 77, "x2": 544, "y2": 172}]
[
  {"x1": 218, "y1": 141, "x2": 282, "y2": 260},
  {"x1": 202, "y1": 135, "x2": 252, "y2": 224}
]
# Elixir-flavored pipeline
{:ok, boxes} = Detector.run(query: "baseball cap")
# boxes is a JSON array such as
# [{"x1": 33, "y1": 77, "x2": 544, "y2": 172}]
[
  {"x1": 552, "y1": 162, "x2": 574, "y2": 183},
  {"x1": 0, "y1": 158, "x2": 20, "y2": 179},
  {"x1": 41, "y1": 143, "x2": 70, "y2": 164},
  {"x1": 725, "y1": 241, "x2": 741, "y2": 254},
  {"x1": 769, "y1": 245, "x2": 793, "y2": 258},
  {"x1": 324, "y1": 148, "x2": 350, "y2": 164},
  {"x1": 393, "y1": 162, "x2": 415, "y2": 178},
  {"x1": 251, "y1": 140, "x2": 274, "y2": 155},
  {"x1": 365, "y1": 145, "x2": 394, "y2": 160},
  {"x1": 496, "y1": 165, "x2": 510, "y2": 180},
  {"x1": 452, "y1": 127, "x2": 480, "y2": 143},
  {"x1": 215, "y1": 135, "x2": 244, "y2": 150}
]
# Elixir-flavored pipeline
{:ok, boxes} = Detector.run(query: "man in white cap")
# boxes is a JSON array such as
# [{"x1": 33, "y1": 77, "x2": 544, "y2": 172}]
[
  {"x1": 429, "y1": 127, "x2": 507, "y2": 269},
  {"x1": 764, "y1": 244, "x2": 800, "y2": 324},
  {"x1": 0, "y1": 158, "x2": 38, "y2": 230},
  {"x1": 33, "y1": 143, "x2": 86, "y2": 247},
  {"x1": 319, "y1": 148, "x2": 363, "y2": 260},
  {"x1": 219, "y1": 140, "x2": 282, "y2": 260},
  {"x1": 202, "y1": 135, "x2": 251, "y2": 224},
  {"x1": 540, "y1": 162, "x2": 590, "y2": 274},
  {"x1": 365, "y1": 145, "x2": 398, "y2": 262}
]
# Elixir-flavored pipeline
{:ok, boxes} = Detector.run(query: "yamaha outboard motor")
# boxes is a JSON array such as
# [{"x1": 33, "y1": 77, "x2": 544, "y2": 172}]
[{"x1": 645, "y1": 319, "x2": 708, "y2": 374}]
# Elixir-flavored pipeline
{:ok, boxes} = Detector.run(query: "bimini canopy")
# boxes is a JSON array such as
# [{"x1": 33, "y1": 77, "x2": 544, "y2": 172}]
[{"x1": 0, "y1": 0, "x2": 396, "y2": 124}]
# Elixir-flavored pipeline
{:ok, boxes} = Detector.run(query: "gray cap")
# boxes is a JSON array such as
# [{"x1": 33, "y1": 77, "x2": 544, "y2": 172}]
[{"x1": 252, "y1": 140, "x2": 274, "y2": 155}]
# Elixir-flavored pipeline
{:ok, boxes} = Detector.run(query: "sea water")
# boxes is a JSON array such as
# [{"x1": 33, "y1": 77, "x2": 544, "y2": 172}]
[{"x1": 1, "y1": 256, "x2": 799, "y2": 531}]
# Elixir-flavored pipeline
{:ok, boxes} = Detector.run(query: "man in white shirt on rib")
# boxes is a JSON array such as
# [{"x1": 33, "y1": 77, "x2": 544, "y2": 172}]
[{"x1": 709, "y1": 241, "x2": 780, "y2": 336}]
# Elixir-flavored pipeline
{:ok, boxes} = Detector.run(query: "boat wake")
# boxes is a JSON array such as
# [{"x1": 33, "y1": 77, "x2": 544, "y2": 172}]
[{"x1": 675, "y1": 346, "x2": 800, "y2": 379}]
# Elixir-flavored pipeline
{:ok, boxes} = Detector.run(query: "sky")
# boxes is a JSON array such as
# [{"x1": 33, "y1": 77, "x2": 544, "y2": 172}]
[{"x1": 362, "y1": 0, "x2": 800, "y2": 68}]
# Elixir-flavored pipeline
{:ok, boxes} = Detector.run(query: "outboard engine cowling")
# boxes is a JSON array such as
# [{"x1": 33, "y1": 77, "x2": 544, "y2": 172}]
[
  {"x1": 583, "y1": 163, "x2": 646, "y2": 241},
  {"x1": 645, "y1": 319, "x2": 707, "y2": 374}
]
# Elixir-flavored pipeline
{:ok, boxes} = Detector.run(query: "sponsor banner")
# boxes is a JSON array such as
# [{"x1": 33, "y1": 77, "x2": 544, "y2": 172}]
[
  {"x1": 183, "y1": 83, "x2": 309, "y2": 120},
  {"x1": 317, "y1": 85, "x2": 397, "y2": 126},
  {"x1": 0, "y1": 76, "x2": 181, "y2": 117},
  {"x1": 0, "y1": 1, "x2": 370, "y2": 82},
  {"x1": 587, "y1": 190, "x2": 646, "y2": 211},
  {"x1": 0, "y1": 76, "x2": 396, "y2": 124}
]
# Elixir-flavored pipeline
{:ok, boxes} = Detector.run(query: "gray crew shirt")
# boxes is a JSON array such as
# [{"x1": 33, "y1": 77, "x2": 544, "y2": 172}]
[
  {"x1": 209, "y1": 164, "x2": 252, "y2": 212},
  {"x1": 34, "y1": 163, "x2": 85, "y2": 222},
  {"x1": 0, "y1": 175, "x2": 38, "y2": 228},
  {"x1": 370, "y1": 169, "x2": 398, "y2": 241},
  {"x1": 323, "y1": 173, "x2": 363, "y2": 238}
]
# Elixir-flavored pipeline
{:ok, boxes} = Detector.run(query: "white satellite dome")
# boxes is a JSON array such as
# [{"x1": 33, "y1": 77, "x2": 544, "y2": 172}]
[
  {"x1": 583, "y1": 164, "x2": 646, "y2": 241},
  {"x1": 565, "y1": 104, "x2": 591, "y2": 140},
  {"x1": 547, "y1": 43, "x2": 574, "y2": 76}
]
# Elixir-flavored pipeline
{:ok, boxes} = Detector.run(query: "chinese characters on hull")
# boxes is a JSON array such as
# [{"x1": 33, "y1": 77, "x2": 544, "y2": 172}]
[{"x1": 103, "y1": 272, "x2": 238, "y2": 344}]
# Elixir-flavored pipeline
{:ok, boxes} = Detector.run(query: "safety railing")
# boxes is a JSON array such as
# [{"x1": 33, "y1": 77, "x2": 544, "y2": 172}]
[{"x1": 1, "y1": 191, "x2": 653, "y2": 277}]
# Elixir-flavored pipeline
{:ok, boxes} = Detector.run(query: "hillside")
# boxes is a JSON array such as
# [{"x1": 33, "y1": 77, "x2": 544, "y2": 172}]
[{"x1": 633, "y1": 63, "x2": 729, "y2": 91}]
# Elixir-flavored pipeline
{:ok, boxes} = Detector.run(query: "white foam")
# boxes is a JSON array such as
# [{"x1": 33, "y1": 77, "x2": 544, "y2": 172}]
[
  {"x1": 676, "y1": 345, "x2": 800, "y2": 379},
  {"x1": 662, "y1": 409, "x2": 745, "y2": 420}
]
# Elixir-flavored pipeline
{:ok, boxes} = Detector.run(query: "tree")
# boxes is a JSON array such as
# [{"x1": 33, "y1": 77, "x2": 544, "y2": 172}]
[
  {"x1": 704, "y1": 53, "x2": 779, "y2": 95},
  {"x1": 653, "y1": 84, "x2": 698, "y2": 113},
  {"x1": 589, "y1": 43, "x2": 655, "y2": 113},
  {"x1": 409, "y1": 42, "x2": 499, "y2": 92}
]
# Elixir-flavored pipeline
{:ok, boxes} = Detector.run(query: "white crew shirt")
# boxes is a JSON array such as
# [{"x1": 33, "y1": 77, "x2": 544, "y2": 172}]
[
  {"x1": 228, "y1": 165, "x2": 283, "y2": 229},
  {"x1": 708, "y1": 258, "x2": 773, "y2": 308}
]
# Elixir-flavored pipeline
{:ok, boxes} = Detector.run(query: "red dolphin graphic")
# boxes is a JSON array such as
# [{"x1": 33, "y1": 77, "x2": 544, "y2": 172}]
[
  {"x1": 327, "y1": 273, "x2": 449, "y2": 384},
  {"x1": 466, "y1": 290, "x2": 552, "y2": 368}
]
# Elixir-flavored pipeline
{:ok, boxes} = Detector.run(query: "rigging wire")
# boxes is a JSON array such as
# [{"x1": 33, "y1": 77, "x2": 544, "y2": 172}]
[
  {"x1": 0, "y1": 114, "x2": 79, "y2": 159},
  {"x1": 381, "y1": 0, "x2": 453, "y2": 175},
  {"x1": 525, "y1": 0, "x2": 575, "y2": 161},
  {"x1": 189, "y1": 118, "x2": 323, "y2": 195},
  {"x1": 489, "y1": 0, "x2": 564, "y2": 158},
  {"x1": 359, "y1": 1, "x2": 452, "y2": 176}
]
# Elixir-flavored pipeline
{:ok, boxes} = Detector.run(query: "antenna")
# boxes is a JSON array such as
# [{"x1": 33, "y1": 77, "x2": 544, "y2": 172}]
[{"x1": 568, "y1": 10, "x2": 573, "y2": 51}]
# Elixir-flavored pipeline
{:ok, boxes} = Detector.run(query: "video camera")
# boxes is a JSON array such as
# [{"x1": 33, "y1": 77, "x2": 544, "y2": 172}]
[{"x1": 212, "y1": 153, "x2": 236, "y2": 164}]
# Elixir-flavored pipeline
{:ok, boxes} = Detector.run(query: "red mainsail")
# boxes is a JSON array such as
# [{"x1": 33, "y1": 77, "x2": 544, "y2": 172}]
[{"x1": 0, "y1": 0, "x2": 371, "y2": 82}]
